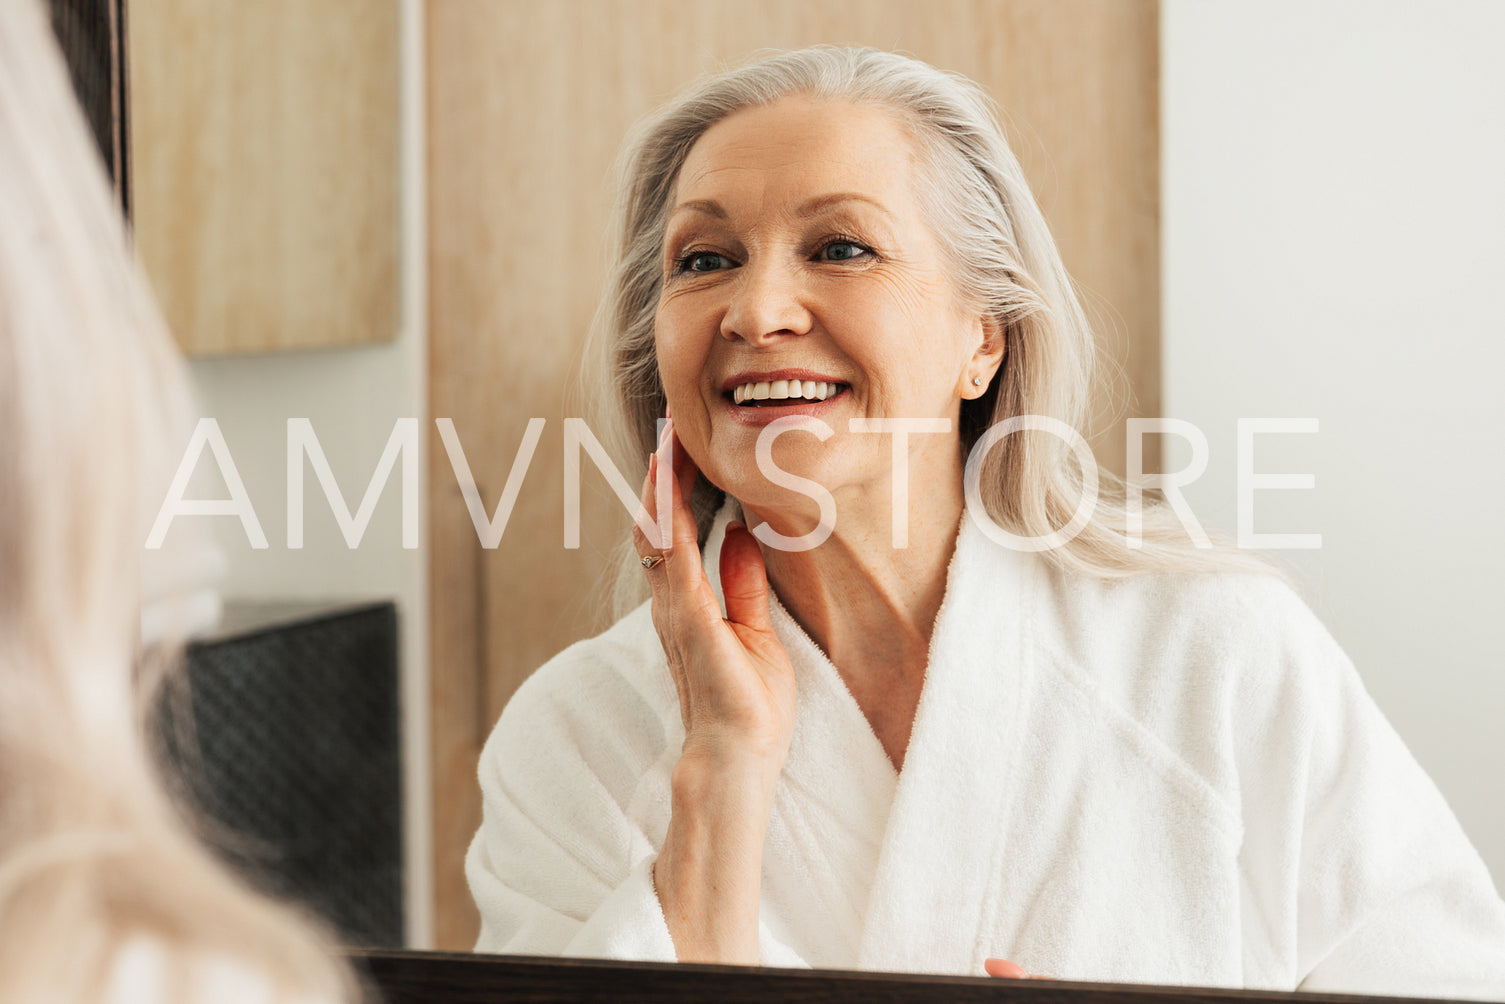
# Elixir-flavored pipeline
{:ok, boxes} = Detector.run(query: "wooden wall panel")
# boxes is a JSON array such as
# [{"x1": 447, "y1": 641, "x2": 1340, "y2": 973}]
[
  {"x1": 429, "y1": 0, "x2": 1158, "y2": 950},
  {"x1": 129, "y1": 0, "x2": 399, "y2": 355}
]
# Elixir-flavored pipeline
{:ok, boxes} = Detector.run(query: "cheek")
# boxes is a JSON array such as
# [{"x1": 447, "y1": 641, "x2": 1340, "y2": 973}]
[
  {"x1": 652, "y1": 308, "x2": 719, "y2": 451},
  {"x1": 829, "y1": 295, "x2": 947, "y2": 389},
  {"x1": 653, "y1": 304, "x2": 701, "y2": 387}
]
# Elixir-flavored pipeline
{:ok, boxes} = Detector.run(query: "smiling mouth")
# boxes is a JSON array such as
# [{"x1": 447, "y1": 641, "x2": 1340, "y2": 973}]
[{"x1": 729, "y1": 379, "x2": 847, "y2": 406}]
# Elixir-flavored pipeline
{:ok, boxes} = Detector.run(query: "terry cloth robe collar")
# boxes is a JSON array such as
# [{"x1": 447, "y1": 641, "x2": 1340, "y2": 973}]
[
  {"x1": 854, "y1": 509, "x2": 1034, "y2": 972},
  {"x1": 700, "y1": 501, "x2": 1036, "y2": 973}
]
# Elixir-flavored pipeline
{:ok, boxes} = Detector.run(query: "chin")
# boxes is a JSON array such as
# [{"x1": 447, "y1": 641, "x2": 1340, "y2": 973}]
[{"x1": 707, "y1": 454, "x2": 850, "y2": 522}]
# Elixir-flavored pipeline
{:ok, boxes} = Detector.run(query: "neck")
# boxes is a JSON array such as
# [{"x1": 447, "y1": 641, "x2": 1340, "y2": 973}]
[{"x1": 741, "y1": 459, "x2": 966, "y2": 687}]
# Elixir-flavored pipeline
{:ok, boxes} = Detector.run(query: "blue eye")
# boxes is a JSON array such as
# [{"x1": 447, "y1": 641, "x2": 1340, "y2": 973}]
[
  {"x1": 819, "y1": 240, "x2": 870, "y2": 262},
  {"x1": 677, "y1": 251, "x2": 733, "y2": 273}
]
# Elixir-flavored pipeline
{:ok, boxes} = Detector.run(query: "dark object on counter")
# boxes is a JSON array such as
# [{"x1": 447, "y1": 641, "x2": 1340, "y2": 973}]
[{"x1": 156, "y1": 601, "x2": 404, "y2": 948}]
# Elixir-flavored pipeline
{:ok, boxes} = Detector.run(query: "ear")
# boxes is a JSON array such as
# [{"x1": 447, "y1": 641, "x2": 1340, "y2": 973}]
[{"x1": 959, "y1": 313, "x2": 1006, "y2": 399}]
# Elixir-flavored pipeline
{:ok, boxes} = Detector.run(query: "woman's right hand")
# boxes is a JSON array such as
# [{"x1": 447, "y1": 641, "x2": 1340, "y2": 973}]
[
  {"x1": 985, "y1": 958, "x2": 1055, "y2": 980},
  {"x1": 634, "y1": 415, "x2": 797, "y2": 774},
  {"x1": 635, "y1": 415, "x2": 797, "y2": 964}
]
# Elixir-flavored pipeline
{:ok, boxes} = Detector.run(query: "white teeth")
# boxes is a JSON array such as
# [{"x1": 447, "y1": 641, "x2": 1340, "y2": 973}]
[{"x1": 731, "y1": 379, "x2": 843, "y2": 403}]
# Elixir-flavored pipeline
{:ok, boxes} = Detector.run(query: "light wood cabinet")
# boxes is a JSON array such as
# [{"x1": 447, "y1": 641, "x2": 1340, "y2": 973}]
[{"x1": 129, "y1": 0, "x2": 399, "y2": 355}]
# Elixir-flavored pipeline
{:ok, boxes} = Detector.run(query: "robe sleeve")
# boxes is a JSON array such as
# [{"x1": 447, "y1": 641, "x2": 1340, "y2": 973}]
[
  {"x1": 464, "y1": 634, "x2": 811, "y2": 967},
  {"x1": 465, "y1": 646, "x2": 679, "y2": 961},
  {"x1": 1232, "y1": 583, "x2": 1505, "y2": 999}
]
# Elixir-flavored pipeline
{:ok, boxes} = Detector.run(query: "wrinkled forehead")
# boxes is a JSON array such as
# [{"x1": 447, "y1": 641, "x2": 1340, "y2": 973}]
[{"x1": 669, "y1": 96, "x2": 924, "y2": 223}]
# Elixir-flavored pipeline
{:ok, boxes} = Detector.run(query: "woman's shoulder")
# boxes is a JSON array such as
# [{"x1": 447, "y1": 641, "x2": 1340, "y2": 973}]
[
  {"x1": 1034, "y1": 557, "x2": 1340, "y2": 676},
  {"x1": 1027, "y1": 558, "x2": 1356, "y2": 799},
  {"x1": 479, "y1": 601, "x2": 677, "y2": 782},
  {"x1": 509, "y1": 600, "x2": 672, "y2": 716}
]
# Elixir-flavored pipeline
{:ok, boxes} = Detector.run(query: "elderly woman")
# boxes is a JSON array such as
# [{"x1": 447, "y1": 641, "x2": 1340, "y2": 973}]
[{"x1": 466, "y1": 47, "x2": 1505, "y2": 997}]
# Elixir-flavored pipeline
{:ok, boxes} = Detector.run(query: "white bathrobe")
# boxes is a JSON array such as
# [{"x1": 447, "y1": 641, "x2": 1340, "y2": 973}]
[{"x1": 467, "y1": 505, "x2": 1505, "y2": 999}]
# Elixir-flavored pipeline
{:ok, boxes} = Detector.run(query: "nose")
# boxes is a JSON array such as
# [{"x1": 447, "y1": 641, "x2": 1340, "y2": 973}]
[{"x1": 719, "y1": 259, "x2": 812, "y2": 345}]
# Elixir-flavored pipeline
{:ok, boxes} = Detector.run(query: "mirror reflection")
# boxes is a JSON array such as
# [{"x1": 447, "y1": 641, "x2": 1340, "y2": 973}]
[
  {"x1": 27, "y1": 0, "x2": 1499, "y2": 999},
  {"x1": 455, "y1": 35, "x2": 1505, "y2": 1001}
]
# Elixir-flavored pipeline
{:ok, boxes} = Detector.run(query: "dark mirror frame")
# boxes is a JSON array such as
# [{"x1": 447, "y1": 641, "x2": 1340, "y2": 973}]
[
  {"x1": 47, "y1": 0, "x2": 130, "y2": 216},
  {"x1": 349, "y1": 950, "x2": 1466, "y2": 1004}
]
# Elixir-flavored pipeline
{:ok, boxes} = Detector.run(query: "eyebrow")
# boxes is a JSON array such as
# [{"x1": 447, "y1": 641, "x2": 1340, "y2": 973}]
[
  {"x1": 795, "y1": 192, "x2": 892, "y2": 219},
  {"x1": 671, "y1": 198, "x2": 728, "y2": 220},
  {"x1": 667, "y1": 192, "x2": 893, "y2": 222}
]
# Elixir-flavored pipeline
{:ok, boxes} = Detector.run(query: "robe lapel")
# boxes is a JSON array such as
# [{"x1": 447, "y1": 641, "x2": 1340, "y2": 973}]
[
  {"x1": 762, "y1": 598, "x2": 898, "y2": 965},
  {"x1": 702, "y1": 501, "x2": 900, "y2": 965},
  {"x1": 702, "y1": 502, "x2": 1038, "y2": 972},
  {"x1": 855, "y1": 512, "x2": 1037, "y2": 975}
]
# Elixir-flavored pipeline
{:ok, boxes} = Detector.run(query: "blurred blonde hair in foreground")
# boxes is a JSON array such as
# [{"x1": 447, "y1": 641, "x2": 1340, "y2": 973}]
[{"x1": 0, "y1": 2, "x2": 356, "y2": 1001}]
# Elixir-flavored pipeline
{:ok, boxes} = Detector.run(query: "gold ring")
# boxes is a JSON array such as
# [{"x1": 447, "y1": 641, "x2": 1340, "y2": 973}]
[{"x1": 640, "y1": 555, "x2": 664, "y2": 570}]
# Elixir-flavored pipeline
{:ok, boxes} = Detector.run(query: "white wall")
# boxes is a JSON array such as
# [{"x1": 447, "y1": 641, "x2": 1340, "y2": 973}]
[
  {"x1": 1163, "y1": 0, "x2": 1505, "y2": 888},
  {"x1": 177, "y1": 0, "x2": 431, "y2": 947}
]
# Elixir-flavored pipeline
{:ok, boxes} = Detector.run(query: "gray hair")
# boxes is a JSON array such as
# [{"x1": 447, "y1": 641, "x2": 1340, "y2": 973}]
[
  {"x1": 0, "y1": 2, "x2": 355, "y2": 999},
  {"x1": 590, "y1": 46, "x2": 1264, "y2": 611}
]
